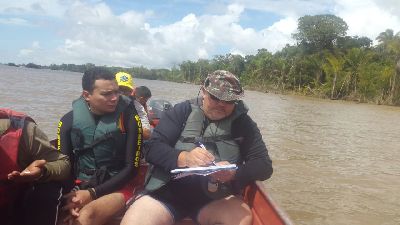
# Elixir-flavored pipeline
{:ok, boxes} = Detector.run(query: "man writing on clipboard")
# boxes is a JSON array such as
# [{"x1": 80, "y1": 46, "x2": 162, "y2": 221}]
[{"x1": 122, "y1": 70, "x2": 273, "y2": 225}]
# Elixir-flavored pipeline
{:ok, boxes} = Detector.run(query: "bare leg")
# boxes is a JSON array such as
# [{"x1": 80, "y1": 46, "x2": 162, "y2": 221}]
[
  {"x1": 74, "y1": 192, "x2": 125, "y2": 225},
  {"x1": 121, "y1": 195, "x2": 174, "y2": 225},
  {"x1": 197, "y1": 195, "x2": 252, "y2": 225}
]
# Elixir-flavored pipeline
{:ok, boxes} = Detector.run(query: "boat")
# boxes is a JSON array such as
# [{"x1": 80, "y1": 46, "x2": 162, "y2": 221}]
[
  {"x1": 147, "y1": 99, "x2": 173, "y2": 127},
  {"x1": 50, "y1": 99, "x2": 294, "y2": 225},
  {"x1": 242, "y1": 181, "x2": 294, "y2": 225}
]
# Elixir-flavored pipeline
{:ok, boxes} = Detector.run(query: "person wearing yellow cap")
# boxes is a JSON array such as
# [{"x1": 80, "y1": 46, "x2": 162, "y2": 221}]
[
  {"x1": 115, "y1": 72, "x2": 134, "y2": 96},
  {"x1": 116, "y1": 72, "x2": 152, "y2": 140}
]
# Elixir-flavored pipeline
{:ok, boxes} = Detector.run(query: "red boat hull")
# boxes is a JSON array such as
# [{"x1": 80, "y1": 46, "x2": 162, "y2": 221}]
[{"x1": 244, "y1": 181, "x2": 293, "y2": 225}]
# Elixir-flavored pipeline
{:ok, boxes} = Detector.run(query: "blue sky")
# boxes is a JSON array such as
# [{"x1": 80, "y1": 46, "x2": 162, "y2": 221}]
[{"x1": 1, "y1": 0, "x2": 399, "y2": 68}]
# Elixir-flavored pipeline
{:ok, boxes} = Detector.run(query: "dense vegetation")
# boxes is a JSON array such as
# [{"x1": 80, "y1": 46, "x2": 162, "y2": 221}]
[{"x1": 6, "y1": 14, "x2": 400, "y2": 105}]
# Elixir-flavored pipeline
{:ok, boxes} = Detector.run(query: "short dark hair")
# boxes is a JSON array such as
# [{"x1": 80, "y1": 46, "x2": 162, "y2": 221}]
[
  {"x1": 82, "y1": 67, "x2": 115, "y2": 93},
  {"x1": 135, "y1": 86, "x2": 152, "y2": 98}
]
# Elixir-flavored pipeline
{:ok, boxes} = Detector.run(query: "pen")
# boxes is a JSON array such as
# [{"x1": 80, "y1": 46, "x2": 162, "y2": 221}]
[
  {"x1": 195, "y1": 141, "x2": 217, "y2": 166},
  {"x1": 196, "y1": 141, "x2": 206, "y2": 150}
]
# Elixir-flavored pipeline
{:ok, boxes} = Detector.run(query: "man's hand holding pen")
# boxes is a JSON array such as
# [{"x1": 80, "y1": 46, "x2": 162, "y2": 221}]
[
  {"x1": 177, "y1": 141, "x2": 236, "y2": 183},
  {"x1": 177, "y1": 147, "x2": 215, "y2": 167}
]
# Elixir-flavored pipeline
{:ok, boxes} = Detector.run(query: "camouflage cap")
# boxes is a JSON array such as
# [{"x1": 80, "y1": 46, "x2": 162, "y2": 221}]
[{"x1": 203, "y1": 70, "x2": 244, "y2": 102}]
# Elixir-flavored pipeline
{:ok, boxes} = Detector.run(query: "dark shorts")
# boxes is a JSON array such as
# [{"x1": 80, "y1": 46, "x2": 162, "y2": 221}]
[{"x1": 148, "y1": 176, "x2": 213, "y2": 222}]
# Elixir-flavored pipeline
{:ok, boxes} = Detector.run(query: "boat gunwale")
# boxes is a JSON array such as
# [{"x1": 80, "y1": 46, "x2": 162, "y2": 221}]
[{"x1": 251, "y1": 181, "x2": 294, "y2": 225}]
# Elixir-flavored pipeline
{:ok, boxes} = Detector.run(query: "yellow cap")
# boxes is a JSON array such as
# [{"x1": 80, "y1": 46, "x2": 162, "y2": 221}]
[{"x1": 115, "y1": 72, "x2": 134, "y2": 90}]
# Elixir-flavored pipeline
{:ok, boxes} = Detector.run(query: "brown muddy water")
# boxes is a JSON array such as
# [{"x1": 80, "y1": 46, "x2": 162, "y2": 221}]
[{"x1": 1, "y1": 65, "x2": 399, "y2": 225}]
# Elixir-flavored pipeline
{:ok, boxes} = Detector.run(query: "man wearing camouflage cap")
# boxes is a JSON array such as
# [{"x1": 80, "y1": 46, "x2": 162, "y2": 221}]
[{"x1": 122, "y1": 70, "x2": 273, "y2": 225}]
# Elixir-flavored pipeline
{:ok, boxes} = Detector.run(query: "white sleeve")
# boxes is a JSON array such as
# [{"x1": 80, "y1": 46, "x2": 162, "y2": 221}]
[{"x1": 134, "y1": 100, "x2": 151, "y2": 129}]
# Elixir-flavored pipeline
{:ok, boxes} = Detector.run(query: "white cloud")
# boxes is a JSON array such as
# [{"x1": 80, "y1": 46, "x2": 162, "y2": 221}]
[
  {"x1": 333, "y1": 0, "x2": 400, "y2": 41},
  {"x1": 32, "y1": 41, "x2": 40, "y2": 48},
  {"x1": 261, "y1": 17, "x2": 298, "y2": 51},
  {"x1": 3, "y1": 0, "x2": 400, "y2": 67},
  {"x1": 0, "y1": 17, "x2": 31, "y2": 26},
  {"x1": 54, "y1": 2, "x2": 298, "y2": 67},
  {"x1": 18, "y1": 41, "x2": 40, "y2": 56},
  {"x1": 233, "y1": 0, "x2": 335, "y2": 17},
  {"x1": 19, "y1": 48, "x2": 34, "y2": 56},
  {"x1": 61, "y1": 39, "x2": 84, "y2": 51},
  {"x1": 0, "y1": 0, "x2": 70, "y2": 18},
  {"x1": 371, "y1": 0, "x2": 400, "y2": 17},
  {"x1": 55, "y1": 2, "x2": 157, "y2": 66}
]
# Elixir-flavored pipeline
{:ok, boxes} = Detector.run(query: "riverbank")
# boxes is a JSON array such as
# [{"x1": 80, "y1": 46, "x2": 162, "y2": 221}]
[
  {"x1": 239, "y1": 81, "x2": 400, "y2": 107},
  {"x1": 4, "y1": 58, "x2": 399, "y2": 107}
]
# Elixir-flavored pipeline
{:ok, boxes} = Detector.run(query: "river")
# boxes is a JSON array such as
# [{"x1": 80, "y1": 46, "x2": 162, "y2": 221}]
[{"x1": 1, "y1": 65, "x2": 399, "y2": 225}]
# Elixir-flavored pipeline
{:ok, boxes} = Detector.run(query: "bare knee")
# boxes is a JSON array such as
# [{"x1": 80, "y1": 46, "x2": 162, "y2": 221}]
[
  {"x1": 75, "y1": 193, "x2": 125, "y2": 225},
  {"x1": 227, "y1": 204, "x2": 252, "y2": 225},
  {"x1": 198, "y1": 196, "x2": 252, "y2": 225},
  {"x1": 121, "y1": 196, "x2": 173, "y2": 225},
  {"x1": 75, "y1": 205, "x2": 97, "y2": 225}
]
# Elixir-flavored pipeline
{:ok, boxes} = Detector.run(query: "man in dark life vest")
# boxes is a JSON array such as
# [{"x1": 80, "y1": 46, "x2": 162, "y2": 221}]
[
  {"x1": 0, "y1": 108, "x2": 71, "y2": 225},
  {"x1": 57, "y1": 67, "x2": 142, "y2": 225},
  {"x1": 121, "y1": 70, "x2": 273, "y2": 225}
]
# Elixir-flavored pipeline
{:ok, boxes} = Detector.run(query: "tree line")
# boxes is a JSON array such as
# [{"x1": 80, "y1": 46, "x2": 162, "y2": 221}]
[
  {"x1": 175, "y1": 15, "x2": 400, "y2": 105},
  {"x1": 7, "y1": 14, "x2": 400, "y2": 106}
]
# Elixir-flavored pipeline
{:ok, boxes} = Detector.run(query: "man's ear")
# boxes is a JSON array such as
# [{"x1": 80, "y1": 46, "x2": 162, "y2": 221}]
[{"x1": 82, "y1": 90, "x2": 90, "y2": 101}]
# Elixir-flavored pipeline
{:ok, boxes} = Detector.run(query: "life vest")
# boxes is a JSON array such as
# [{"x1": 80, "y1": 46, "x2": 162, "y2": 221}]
[
  {"x1": 70, "y1": 96, "x2": 131, "y2": 181},
  {"x1": 0, "y1": 108, "x2": 34, "y2": 209},
  {"x1": 145, "y1": 100, "x2": 248, "y2": 198}
]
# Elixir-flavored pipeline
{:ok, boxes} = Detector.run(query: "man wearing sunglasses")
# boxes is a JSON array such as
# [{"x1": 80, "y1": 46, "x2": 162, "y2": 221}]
[{"x1": 122, "y1": 70, "x2": 273, "y2": 225}]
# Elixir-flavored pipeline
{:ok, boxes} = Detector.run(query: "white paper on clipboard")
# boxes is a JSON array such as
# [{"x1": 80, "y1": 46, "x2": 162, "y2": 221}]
[{"x1": 171, "y1": 164, "x2": 237, "y2": 179}]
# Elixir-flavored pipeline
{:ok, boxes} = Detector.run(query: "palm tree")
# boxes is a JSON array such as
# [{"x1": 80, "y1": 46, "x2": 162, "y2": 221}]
[
  {"x1": 376, "y1": 29, "x2": 395, "y2": 45},
  {"x1": 376, "y1": 29, "x2": 400, "y2": 104},
  {"x1": 322, "y1": 51, "x2": 345, "y2": 99}
]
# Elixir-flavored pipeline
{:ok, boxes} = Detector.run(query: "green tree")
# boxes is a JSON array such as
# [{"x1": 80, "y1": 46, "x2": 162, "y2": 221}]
[
  {"x1": 25, "y1": 63, "x2": 41, "y2": 69},
  {"x1": 197, "y1": 59, "x2": 212, "y2": 82},
  {"x1": 180, "y1": 60, "x2": 197, "y2": 82},
  {"x1": 376, "y1": 29, "x2": 395, "y2": 48},
  {"x1": 322, "y1": 51, "x2": 345, "y2": 99},
  {"x1": 289, "y1": 53, "x2": 324, "y2": 92},
  {"x1": 376, "y1": 29, "x2": 400, "y2": 104},
  {"x1": 337, "y1": 36, "x2": 372, "y2": 50},
  {"x1": 227, "y1": 54, "x2": 245, "y2": 77},
  {"x1": 293, "y1": 14, "x2": 348, "y2": 52}
]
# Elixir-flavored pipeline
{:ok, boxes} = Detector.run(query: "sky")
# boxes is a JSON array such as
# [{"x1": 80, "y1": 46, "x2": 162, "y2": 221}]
[{"x1": 1, "y1": 0, "x2": 400, "y2": 69}]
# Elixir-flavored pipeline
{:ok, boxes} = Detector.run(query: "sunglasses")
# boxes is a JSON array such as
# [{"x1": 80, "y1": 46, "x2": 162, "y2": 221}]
[{"x1": 208, "y1": 93, "x2": 237, "y2": 105}]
